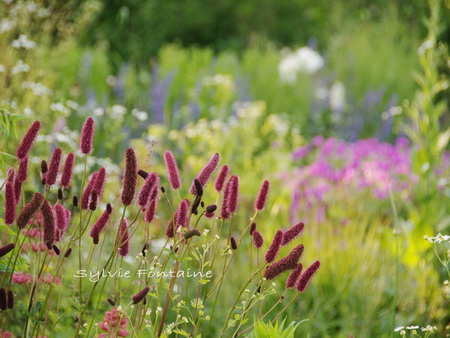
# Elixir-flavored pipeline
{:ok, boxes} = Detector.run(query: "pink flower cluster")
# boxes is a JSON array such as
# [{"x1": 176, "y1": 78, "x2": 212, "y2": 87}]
[
  {"x1": 99, "y1": 307, "x2": 129, "y2": 337},
  {"x1": 12, "y1": 272, "x2": 61, "y2": 285},
  {"x1": 289, "y1": 136, "x2": 419, "y2": 222}
]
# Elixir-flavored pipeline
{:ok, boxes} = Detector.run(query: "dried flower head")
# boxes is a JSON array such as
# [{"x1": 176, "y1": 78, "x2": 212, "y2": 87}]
[
  {"x1": 164, "y1": 151, "x2": 181, "y2": 190},
  {"x1": 121, "y1": 148, "x2": 137, "y2": 206},
  {"x1": 264, "y1": 230, "x2": 283, "y2": 263},
  {"x1": 254, "y1": 180, "x2": 270, "y2": 211},
  {"x1": 80, "y1": 117, "x2": 95, "y2": 154},
  {"x1": 296, "y1": 260, "x2": 320, "y2": 293},
  {"x1": 16, "y1": 121, "x2": 40, "y2": 159},
  {"x1": 214, "y1": 165, "x2": 229, "y2": 192},
  {"x1": 4, "y1": 182, "x2": 16, "y2": 225},
  {"x1": 60, "y1": 152, "x2": 75, "y2": 188},
  {"x1": 46, "y1": 147, "x2": 62, "y2": 186},
  {"x1": 190, "y1": 153, "x2": 221, "y2": 195}
]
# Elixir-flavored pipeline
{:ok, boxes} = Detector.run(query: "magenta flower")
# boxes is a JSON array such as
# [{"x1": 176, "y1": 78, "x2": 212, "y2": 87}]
[
  {"x1": 138, "y1": 172, "x2": 159, "y2": 210},
  {"x1": 13, "y1": 178, "x2": 22, "y2": 204},
  {"x1": 190, "y1": 153, "x2": 221, "y2": 195},
  {"x1": 144, "y1": 199, "x2": 157, "y2": 223},
  {"x1": 214, "y1": 165, "x2": 229, "y2": 192},
  {"x1": 264, "y1": 230, "x2": 283, "y2": 263},
  {"x1": 46, "y1": 147, "x2": 62, "y2": 186},
  {"x1": 54, "y1": 204, "x2": 70, "y2": 241},
  {"x1": 164, "y1": 151, "x2": 181, "y2": 190},
  {"x1": 227, "y1": 175, "x2": 240, "y2": 214},
  {"x1": 90, "y1": 206, "x2": 111, "y2": 239},
  {"x1": 296, "y1": 260, "x2": 320, "y2": 293},
  {"x1": 80, "y1": 117, "x2": 95, "y2": 155},
  {"x1": 16, "y1": 121, "x2": 40, "y2": 159},
  {"x1": 94, "y1": 167, "x2": 106, "y2": 198},
  {"x1": 41, "y1": 198, "x2": 55, "y2": 244},
  {"x1": 121, "y1": 148, "x2": 137, "y2": 206},
  {"x1": 60, "y1": 152, "x2": 75, "y2": 188},
  {"x1": 4, "y1": 182, "x2": 16, "y2": 225},
  {"x1": 82, "y1": 172, "x2": 98, "y2": 210},
  {"x1": 99, "y1": 307, "x2": 129, "y2": 337},
  {"x1": 264, "y1": 244, "x2": 304, "y2": 280}
]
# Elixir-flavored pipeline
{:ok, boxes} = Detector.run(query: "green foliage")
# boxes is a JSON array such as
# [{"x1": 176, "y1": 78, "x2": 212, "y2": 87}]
[{"x1": 252, "y1": 318, "x2": 303, "y2": 338}]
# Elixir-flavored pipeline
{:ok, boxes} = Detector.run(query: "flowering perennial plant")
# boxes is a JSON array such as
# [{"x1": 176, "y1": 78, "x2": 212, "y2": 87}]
[{"x1": 0, "y1": 118, "x2": 320, "y2": 337}]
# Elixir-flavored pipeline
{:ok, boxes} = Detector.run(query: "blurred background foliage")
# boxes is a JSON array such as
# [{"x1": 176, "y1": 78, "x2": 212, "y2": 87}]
[{"x1": 0, "y1": 0, "x2": 450, "y2": 336}]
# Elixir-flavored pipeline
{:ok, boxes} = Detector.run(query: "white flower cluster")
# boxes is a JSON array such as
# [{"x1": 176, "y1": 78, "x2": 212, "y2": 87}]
[
  {"x1": 279, "y1": 46, "x2": 324, "y2": 84},
  {"x1": 22, "y1": 82, "x2": 53, "y2": 96},
  {"x1": 12, "y1": 34, "x2": 36, "y2": 49},
  {"x1": 11, "y1": 60, "x2": 30, "y2": 74},
  {"x1": 424, "y1": 233, "x2": 450, "y2": 244},
  {"x1": 394, "y1": 325, "x2": 437, "y2": 335}
]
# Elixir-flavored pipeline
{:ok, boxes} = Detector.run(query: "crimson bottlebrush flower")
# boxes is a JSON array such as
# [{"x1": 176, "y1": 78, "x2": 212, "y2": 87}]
[
  {"x1": 214, "y1": 165, "x2": 229, "y2": 192},
  {"x1": 165, "y1": 220, "x2": 175, "y2": 238},
  {"x1": 4, "y1": 182, "x2": 16, "y2": 225},
  {"x1": 176, "y1": 199, "x2": 190, "y2": 227},
  {"x1": 250, "y1": 222, "x2": 256, "y2": 235},
  {"x1": 94, "y1": 167, "x2": 106, "y2": 198},
  {"x1": 41, "y1": 198, "x2": 55, "y2": 244},
  {"x1": 184, "y1": 228, "x2": 201, "y2": 240},
  {"x1": 264, "y1": 244, "x2": 304, "y2": 280},
  {"x1": 41, "y1": 160, "x2": 48, "y2": 175},
  {"x1": 64, "y1": 248, "x2": 72, "y2": 258},
  {"x1": 190, "y1": 153, "x2": 221, "y2": 195},
  {"x1": 121, "y1": 148, "x2": 137, "y2": 206},
  {"x1": 118, "y1": 218, "x2": 130, "y2": 256},
  {"x1": 296, "y1": 260, "x2": 320, "y2": 293},
  {"x1": 132, "y1": 286, "x2": 149, "y2": 304},
  {"x1": 107, "y1": 298, "x2": 116, "y2": 306},
  {"x1": 164, "y1": 151, "x2": 181, "y2": 190},
  {"x1": 7, "y1": 290, "x2": 13, "y2": 309},
  {"x1": 89, "y1": 191, "x2": 98, "y2": 211},
  {"x1": 252, "y1": 230, "x2": 264, "y2": 249},
  {"x1": 17, "y1": 156, "x2": 28, "y2": 182},
  {"x1": 13, "y1": 178, "x2": 22, "y2": 204},
  {"x1": 138, "y1": 172, "x2": 158, "y2": 210},
  {"x1": 82, "y1": 172, "x2": 98, "y2": 210},
  {"x1": 80, "y1": 117, "x2": 95, "y2": 154},
  {"x1": 264, "y1": 230, "x2": 283, "y2": 263},
  {"x1": 54, "y1": 204, "x2": 70, "y2": 241},
  {"x1": 254, "y1": 180, "x2": 270, "y2": 211},
  {"x1": 281, "y1": 222, "x2": 305, "y2": 246},
  {"x1": 0, "y1": 288, "x2": 6, "y2": 310},
  {"x1": 60, "y1": 152, "x2": 75, "y2": 188},
  {"x1": 57, "y1": 188, "x2": 63, "y2": 200},
  {"x1": 17, "y1": 193, "x2": 44, "y2": 228},
  {"x1": 220, "y1": 178, "x2": 232, "y2": 219},
  {"x1": 46, "y1": 147, "x2": 62, "y2": 186},
  {"x1": 144, "y1": 199, "x2": 157, "y2": 223},
  {"x1": 90, "y1": 207, "x2": 111, "y2": 237},
  {"x1": 16, "y1": 121, "x2": 40, "y2": 159},
  {"x1": 205, "y1": 204, "x2": 216, "y2": 218},
  {"x1": 106, "y1": 203, "x2": 112, "y2": 214},
  {"x1": 92, "y1": 226, "x2": 99, "y2": 245},
  {"x1": 0, "y1": 243, "x2": 15, "y2": 258},
  {"x1": 6, "y1": 167, "x2": 15, "y2": 185},
  {"x1": 230, "y1": 237, "x2": 238, "y2": 250},
  {"x1": 227, "y1": 175, "x2": 240, "y2": 214},
  {"x1": 286, "y1": 263, "x2": 303, "y2": 288}
]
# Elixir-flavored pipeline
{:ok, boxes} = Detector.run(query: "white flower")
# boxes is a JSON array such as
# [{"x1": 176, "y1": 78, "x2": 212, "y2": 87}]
[
  {"x1": 12, "y1": 35, "x2": 36, "y2": 49},
  {"x1": 0, "y1": 64, "x2": 5, "y2": 73},
  {"x1": 406, "y1": 326, "x2": 419, "y2": 330},
  {"x1": 93, "y1": 107, "x2": 105, "y2": 117},
  {"x1": 278, "y1": 46, "x2": 324, "y2": 84},
  {"x1": 22, "y1": 82, "x2": 52, "y2": 96},
  {"x1": 329, "y1": 81, "x2": 346, "y2": 112},
  {"x1": 278, "y1": 54, "x2": 299, "y2": 84},
  {"x1": 394, "y1": 326, "x2": 405, "y2": 332},
  {"x1": 418, "y1": 39, "x2": 434, "y2": 55},
  {"x1": 132, "y1": 108, "x2": 148, "y2": 121},
  {"x1": 51, "y1": 102, "x2": 70, "y2": 116},
  {"x1": 0, "y1": 19, "x2": 13, "y2": 33},
  {"x1": 12, "y1": 60, "x2": 30, "y2": 74},
  {"x1": 421, "y1": 325, "x2": 437, "y2": 333},
  {"x1": 110, "y1": 104, "x2": 127, "y2": 118},
  {"x1": 424, "y1": 233, "x2": 450, "y2": 243}
]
